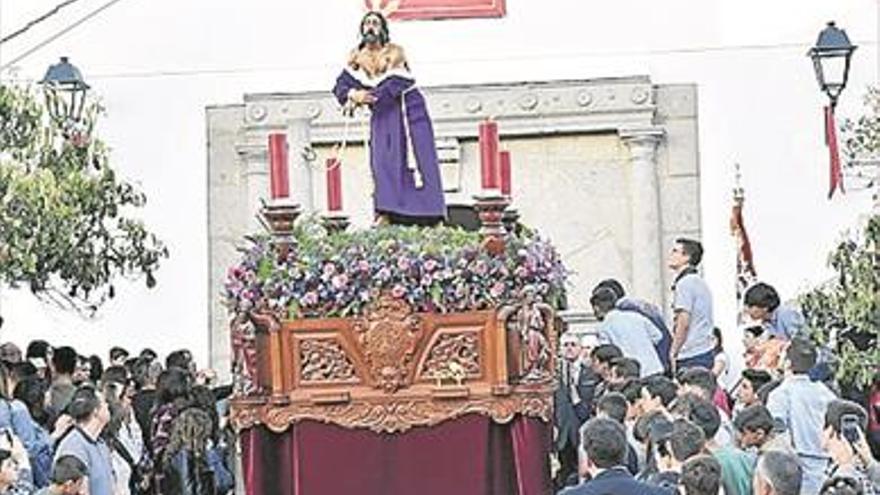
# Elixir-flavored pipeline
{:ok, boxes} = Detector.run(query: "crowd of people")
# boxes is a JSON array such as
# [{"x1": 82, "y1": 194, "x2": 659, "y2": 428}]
[
  {"x1": 554, "y1": 238, "x2": 880, "y2": 495},
  {"x1": 0, "y1": 342, "x2": 233, "y2": 495}
]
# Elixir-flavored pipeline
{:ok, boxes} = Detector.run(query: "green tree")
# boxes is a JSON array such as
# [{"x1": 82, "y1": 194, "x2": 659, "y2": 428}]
[
  {"x1": 0, "y1": 83, "x2": 168, "y2": 315},
  {"x1": 800, "y1": 87, "x2": 880, "y2": 389}
]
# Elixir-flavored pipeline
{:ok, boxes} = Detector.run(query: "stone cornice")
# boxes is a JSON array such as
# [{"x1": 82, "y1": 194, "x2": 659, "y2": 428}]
[{"x1": 238, "y1": 76, "x2": 659, "y2": 144}]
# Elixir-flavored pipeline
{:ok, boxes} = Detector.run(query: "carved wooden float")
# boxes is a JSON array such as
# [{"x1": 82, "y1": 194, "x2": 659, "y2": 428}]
[{"x1": 230, "y1": 292, "x2": 558, "y2": 434}]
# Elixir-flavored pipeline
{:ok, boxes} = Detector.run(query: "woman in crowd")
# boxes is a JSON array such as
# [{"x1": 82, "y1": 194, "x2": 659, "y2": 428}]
[{"x1": 161, "y1": 408, "x2": 216, "y2": 495}]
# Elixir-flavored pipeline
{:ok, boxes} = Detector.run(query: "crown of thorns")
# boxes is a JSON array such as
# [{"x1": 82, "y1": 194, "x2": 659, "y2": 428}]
[{"x1": 365, "y1": 0, "x2": 401, "y2": 17}]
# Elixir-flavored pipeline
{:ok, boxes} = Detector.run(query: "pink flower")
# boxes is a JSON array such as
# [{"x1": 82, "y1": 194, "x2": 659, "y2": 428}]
[
  {"x1": 323, "y1": 263, "x2": 336, "y2": 276},
  {"x1": 358, "y1": 260, "x2": 370, "y2": 272},
  {"x1": 331, "y1": 274, "x2": 349, "y2": 289},
  {"x1": 302, "y1": 291, "x2": 319, "y2": 305},
  {"x1": 391, "y1": 284, "x2": 406, "y2": 299},
  {"x1": 490, "y1": 282, "x2": 505, "y2": 298},
  {"x1": 397, "y1": 257, "x2": 411, "y2": 271},
  {"x1": 377, "y1": 267, "x2": 391, "y2": 280},
  {"x1": 424, "y1": 259, "x2": 438, "y2": 272}
]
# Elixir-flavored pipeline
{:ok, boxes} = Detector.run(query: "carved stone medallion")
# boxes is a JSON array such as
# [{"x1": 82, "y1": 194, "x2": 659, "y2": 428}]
[{"x1": 352, "y1": 295, "x2": 423, "y2": 393}]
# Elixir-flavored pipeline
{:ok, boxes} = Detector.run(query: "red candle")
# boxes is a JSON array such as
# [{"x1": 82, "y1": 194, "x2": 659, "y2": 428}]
[
  {"x1": 478, "y1": 120, "x2": 499, "y2": 190},
  {"x1": 499, "y1": 150, "x2": 511, "y2": 197},
  {"x1": 268, "y1": 133, "x2": 290, "y2": 199},
  {"x1": 326, "y1": 157, "x2": 343, "y2": 212}
]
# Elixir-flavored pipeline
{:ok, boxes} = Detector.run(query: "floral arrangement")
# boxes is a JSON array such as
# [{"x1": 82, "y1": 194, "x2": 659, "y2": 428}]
[{"x1": 224, "y1": 219, "x2": 568, "y2": 319}]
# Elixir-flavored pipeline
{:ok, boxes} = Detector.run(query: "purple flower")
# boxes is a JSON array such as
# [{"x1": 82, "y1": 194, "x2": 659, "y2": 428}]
[{"x1": 331, "y1": 274, "x2": 349, "y2": 289}]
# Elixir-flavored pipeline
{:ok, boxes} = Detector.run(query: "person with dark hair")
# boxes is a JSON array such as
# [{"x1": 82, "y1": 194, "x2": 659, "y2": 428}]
[
  {"x1": 151, "y1": 367, "x2": 193, "y2": 477},
  {"x1": 595, "y1": 392, "x2": 641, "y2": 475},
  {"x1": 680, "y1": 454, "x2": 722, "y2": 495},
  {"x1": 821, "y1": 400, "x2": 880, "y2": 495},
  {"x1": 102, "y1": 380, "x2": 145, "y2": 495},
  {"x1": 86, "y1": 356, "x2": 103, "y2": 385},
  {"x1": 743, "y1": 282, "x2": 805, "y2": 340},
  {"x1": 733, "y1": 404, "x2": 792, "y2": 455},
  {"x1": 735, "y1": 369, "x2": 773, "y2": 412},
  {"x1": 559, "y1": 418, "x2": 669, "y2": 495},
  {"x1": 678, "y1": 367, "x2": 734, "y2": 446},
  {"x1": 590, "y1": 344, "x2": 622, "y2": 383},
  {"x1": 49, "y1": 347, "x2": 77, "y2": 420},
  {"x1": 34, "y1": 454, "x2": 88, "y2": 495},
  {"x1": 591, "y1": 288, "x2": 665, "y2": 378},
  {"x1": 555, "y1": 333, "x2": 598, "y2": 488},
  {"x1": 132, "y1": 359, "x2": 162, "y2": 454},
  {"x1": 593, "y1": 279, "x2": 673, "y2": 374},
  {"x1": 166, "y1": 350, "x2": 195, "y2": 375},
  {"x1": 767, "y1": 338, "x2": 837, "y2": 495},
  {"x1": 610, "y1": 358, "x2": 641, "y2": 386},
  {"x1": 753, "y1": 451, "x2": 803, "y2": 495},
  {"x1": 638, "y1": 376, "x2": 679, "y2": 415},
  {"x1": 332, "y1": 9, "x2": 446, "y2": 225},
  {"x1": 54, "y1": 386, "x2": 114, "y2": 495},
  {"x1": 673, "y1": 394, "x2": 753, "y2": 495},
  {"x1": 160, "y1": 408, "x2": 217, "y2": 495},
  {"x1": 108, "y1": 348, "x2": 129, "y2": 368},
  {"x1": 645, "y1": 419, "x2": 706, "y2": 490},
  {"x1": 0, "y1": 363, "x2": 53, "y2": 487},
  {"x1": 667, "y1": 238, "x2": 715, "y2": 372},
  {"x1": 26, "y1": 341, "x2": 52, "y2": 381},
  {"x1": 597, "y1": 392, "x2": 630, "y2": 425}
]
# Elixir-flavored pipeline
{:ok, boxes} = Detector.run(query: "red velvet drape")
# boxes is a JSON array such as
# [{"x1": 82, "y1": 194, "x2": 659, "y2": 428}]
[{"x1": 241, "y1": 414, "x2": 551, "y2": 495}]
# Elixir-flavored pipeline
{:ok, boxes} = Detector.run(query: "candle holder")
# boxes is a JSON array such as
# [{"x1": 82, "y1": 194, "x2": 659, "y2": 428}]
[
  {"x1": 322, "y1": 213, "x2": 351, "y2": 234},
  {"x1": 260, "y1": 199, "x2": 301, "y2": 259},
  {"x1": 473, "y1": 192, "x2": 510, "y2": 255}
]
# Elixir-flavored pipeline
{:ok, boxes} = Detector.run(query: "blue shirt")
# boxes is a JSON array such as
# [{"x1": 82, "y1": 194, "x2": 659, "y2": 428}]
[
  {"x1": 766, "y1": 375, "x2": 837, "y2": 495},
  {"x1": 54, "y1": 427, "x2": 116, "y2": 495},
  {"x1": 766, "y1": 304, "x2": 805, "y2": 339},
  {"x1": 672, "y1": 272, "x2": 714, "y2": 359},
  {"x1": 598, "y1": 309, "x2": 664, "y2": 377}
]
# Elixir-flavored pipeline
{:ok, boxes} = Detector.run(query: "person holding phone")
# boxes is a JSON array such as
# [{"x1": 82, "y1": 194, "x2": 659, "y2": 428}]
[{"x1": 821, "y1": 400, "x2": 880, "y2": 495}]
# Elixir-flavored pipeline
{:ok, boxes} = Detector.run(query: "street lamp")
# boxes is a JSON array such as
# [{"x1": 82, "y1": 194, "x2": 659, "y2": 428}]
[
  {"x1": 39, "y1": 57, "x2": 90, "y2": 128},
  {"x1": 808, "y1": 21, "x2": 858, "y2": 108}
]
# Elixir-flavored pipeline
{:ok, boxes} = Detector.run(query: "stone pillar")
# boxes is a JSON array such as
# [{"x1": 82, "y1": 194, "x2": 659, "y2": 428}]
[
  {"x1": 620, "y1": 127, "x2": 665, "y2": 304},
  {"x1": 237, "y1": 144, "x2": 269, "y2": 232},
  {"x1": 287, "y1": 118, "x2": 315, "y2": 213}
]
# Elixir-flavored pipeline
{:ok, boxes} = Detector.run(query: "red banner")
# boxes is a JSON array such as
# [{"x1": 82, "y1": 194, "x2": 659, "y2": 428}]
[{"x1": 365, "y1": 0, "x2": 506, "y2": 21}]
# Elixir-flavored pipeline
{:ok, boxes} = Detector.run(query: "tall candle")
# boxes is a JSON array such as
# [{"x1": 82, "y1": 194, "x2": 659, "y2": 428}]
[
  {"x1": 478, "y1": 120, "x2": 499, "y2": 190},
  {"x1": 268, "y1": 133, "x2": 290, "y2": 199},
  {"x1": 499, "y1": 150, "x2": 511, "y2": 197},
  {"x1": 326, "y1": 157, "x2": 343, "y2": 212}
]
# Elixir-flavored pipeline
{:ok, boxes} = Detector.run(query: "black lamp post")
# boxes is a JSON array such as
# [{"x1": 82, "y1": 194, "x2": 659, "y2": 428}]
[
  {"x1": 808, "y1": 21, "x2": 857, "y2": 108},
  {"x1": 39, "y1": 57, "x2": 90, "y2": 128}
]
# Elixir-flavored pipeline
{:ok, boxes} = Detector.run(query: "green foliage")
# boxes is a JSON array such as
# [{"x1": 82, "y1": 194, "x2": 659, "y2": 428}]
[
  {"x1": 841, "y1": 86, "x2": 880, "y2": 162},
  {"x1": 0, "y1": 83, "x2": 168, "y2": 315},
  {"x1": 800, "y1": 215, "x2": 880, "y2": 388}
]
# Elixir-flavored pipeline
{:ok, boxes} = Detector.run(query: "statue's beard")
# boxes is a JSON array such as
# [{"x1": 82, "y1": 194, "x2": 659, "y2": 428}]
[{"x1": 361, "y1": 31, "x2": 383, "y2": 45}]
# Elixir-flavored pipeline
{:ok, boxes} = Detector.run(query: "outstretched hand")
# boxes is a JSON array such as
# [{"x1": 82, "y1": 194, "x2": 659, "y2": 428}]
[{"x1": 349, "y1": 89, "x2": 376, "y2": 106}]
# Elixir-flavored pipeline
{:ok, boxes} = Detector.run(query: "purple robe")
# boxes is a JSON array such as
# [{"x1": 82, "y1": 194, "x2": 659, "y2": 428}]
[{"x1": 333, "y1": 68, "x2": 446, "y2": 220}]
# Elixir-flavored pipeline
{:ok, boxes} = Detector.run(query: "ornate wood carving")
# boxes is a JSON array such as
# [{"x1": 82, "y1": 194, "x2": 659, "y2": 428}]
[
  {"x1": 232, "y1": 393, "x2": 550, "y2": 434},
  {"x1": 352, "y1": 296, "x2": 423, "y2": 393},
  {"x1": 300, "y1": 339, "x2": 358, "y2": 383},
  {"x1": 422, "y1": 333, "x2": 480, "y2": 379},
  {"x1": 231, "y1": 298, "x2": 557, "y2": 434}
]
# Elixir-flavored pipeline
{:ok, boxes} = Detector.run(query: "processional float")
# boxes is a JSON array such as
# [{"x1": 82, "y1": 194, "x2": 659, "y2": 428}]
[{"x1": 226, "y1": 121, "x2": 566, "y2": 495}]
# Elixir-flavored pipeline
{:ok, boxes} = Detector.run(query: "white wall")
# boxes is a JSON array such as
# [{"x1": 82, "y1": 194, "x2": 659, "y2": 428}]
[{"x1": 0, "y1": 0, "x2": 876, "y2": 368}]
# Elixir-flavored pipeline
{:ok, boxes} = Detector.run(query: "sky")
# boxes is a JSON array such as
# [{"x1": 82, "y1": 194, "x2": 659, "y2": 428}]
[{"x1": 0, "y1": 0, "x2": 877, "y2": 368}]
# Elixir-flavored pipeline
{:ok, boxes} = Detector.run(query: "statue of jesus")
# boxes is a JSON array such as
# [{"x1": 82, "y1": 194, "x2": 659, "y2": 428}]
[{"x1": 332, "y1": 9, "x2": 446, "y2": 226}]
